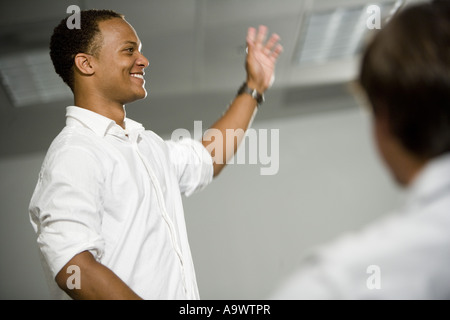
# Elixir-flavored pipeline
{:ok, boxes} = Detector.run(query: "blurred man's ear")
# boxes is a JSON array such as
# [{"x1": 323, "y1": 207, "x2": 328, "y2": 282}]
[
  {"x1": 374, "y1": 111, "x2": 390, "y2": 141},
  {"x1": 373, "y1": 108, "x2": 426, "y2": 187},
  {"x1": 372, "y1": 103, "x2": 394, "y2": 155},
  {"x1": 373, "y1": 112, "x2": 402, "y2": 184}
]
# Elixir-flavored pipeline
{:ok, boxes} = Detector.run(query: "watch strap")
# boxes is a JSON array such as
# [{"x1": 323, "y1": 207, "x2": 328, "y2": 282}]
[{"x1": 237, "y1": 82, "x2": 264, "y2": 106}]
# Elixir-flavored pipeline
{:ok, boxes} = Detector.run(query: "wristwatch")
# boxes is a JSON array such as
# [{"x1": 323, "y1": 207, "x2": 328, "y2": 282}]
[{"x1": 237, "y1": 82, "x2": 265, "y2": 107}]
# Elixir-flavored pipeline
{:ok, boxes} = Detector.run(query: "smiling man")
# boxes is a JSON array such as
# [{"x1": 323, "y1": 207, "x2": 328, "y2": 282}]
[{"x1": 29, "y1": 10, "x2": 282, "y2": 299}]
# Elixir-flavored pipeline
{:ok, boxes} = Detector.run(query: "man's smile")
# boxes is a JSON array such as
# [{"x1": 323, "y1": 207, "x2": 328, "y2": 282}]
[{"x1": 130, "y1": 72, "x2": 144, "y2": 80}]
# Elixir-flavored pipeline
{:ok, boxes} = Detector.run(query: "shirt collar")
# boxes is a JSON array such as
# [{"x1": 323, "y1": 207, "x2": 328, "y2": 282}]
[
  {"x1": 406, "y1": 152, "x2": 450, "y2": 207},
  {"x1": 66, "y1": 106, "x2": 145, "y2": 138}
]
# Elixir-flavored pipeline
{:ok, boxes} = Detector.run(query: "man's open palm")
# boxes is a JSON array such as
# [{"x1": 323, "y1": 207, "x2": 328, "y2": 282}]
[{"x1": 246, "y1": 25, "x2": 283, "y2": 91}]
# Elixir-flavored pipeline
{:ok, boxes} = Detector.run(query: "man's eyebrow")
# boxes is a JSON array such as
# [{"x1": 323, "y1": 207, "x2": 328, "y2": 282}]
[{"x1": 121, "y1": 41, "x2": 139, "y2": 46}]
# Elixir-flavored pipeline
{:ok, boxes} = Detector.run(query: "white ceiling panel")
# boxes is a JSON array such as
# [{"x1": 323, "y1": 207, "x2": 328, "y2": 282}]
[
  {"x1": 85, "y1": 0, "x2": 198, "y2": 38},
  {"x1": 0, "y1": 0, "x2": 83, "y2": 27},
  {"x1": 202, "y1": 0, "x2": 305, "y2": 27}
]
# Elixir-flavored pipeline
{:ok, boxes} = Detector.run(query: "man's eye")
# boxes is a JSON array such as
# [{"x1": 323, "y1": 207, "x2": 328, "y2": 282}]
[{"x1": 125, "y1": 48, "x2": 134, "y2": 53}]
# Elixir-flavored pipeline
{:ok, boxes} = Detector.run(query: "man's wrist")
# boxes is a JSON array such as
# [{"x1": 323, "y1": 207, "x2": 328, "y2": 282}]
[
  {"x1": 237, "y1": 82, "x2": 265, "y2": 107},
  {"x1": 246, "y1": 80, "x2": 265, "y2": 94}
]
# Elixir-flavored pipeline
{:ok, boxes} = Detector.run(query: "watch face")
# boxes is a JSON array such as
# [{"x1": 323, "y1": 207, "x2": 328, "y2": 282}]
[{"x1": 251, "y1": 90, "x2": 263, "y2": 103}]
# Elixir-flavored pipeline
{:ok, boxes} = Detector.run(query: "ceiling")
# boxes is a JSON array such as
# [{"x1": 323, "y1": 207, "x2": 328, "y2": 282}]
[{"x1": 0, "y1": 0, "x2": 420, "y2": 157}]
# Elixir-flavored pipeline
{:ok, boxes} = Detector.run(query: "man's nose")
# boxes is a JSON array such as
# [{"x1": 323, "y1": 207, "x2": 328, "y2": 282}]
[{"x1": 137, "y1": 52, "x2": 149, "y2": 69}]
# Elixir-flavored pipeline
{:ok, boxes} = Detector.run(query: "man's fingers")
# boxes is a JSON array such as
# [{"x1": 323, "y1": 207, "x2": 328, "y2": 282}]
[
  {"x1": 247, "y1": 25, "x2": 283, "y2": 61},
  {"x1": 270, "y1": 43, "x2": 284, "y2": 61},
  {"x1": 247, "y1": 27, "x2": 257, "y2": 46},
  {"x1": 265, "y1": 33, "x2": 281, "y2": 52},
  {"x1": 256, "y1": 25, "x2": 268, "y2": 47}
]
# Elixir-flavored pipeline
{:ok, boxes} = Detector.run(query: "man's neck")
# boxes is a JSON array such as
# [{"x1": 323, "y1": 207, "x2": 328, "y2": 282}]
[
  {"x1": 390, "y1": 148, "x2": 427, "y2": 187},
  {"x1": 74, "y1": 94, "x2": 126, "y2": 129}
]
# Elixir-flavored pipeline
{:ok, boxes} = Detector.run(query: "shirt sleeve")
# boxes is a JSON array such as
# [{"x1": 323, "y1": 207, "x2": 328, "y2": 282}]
[
  {"x1": 29, "y1": 145, "x2": 105, "y2": 279},
  {"x1": 269, "y1": 253, "x2": 345, "y2": 300},
  {"x1": 165, "y1": 138, "x2": 214, "y2": 197}
]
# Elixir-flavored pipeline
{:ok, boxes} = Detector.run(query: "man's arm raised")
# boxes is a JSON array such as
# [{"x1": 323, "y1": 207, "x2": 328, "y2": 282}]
[{"x1": 202, "y1": 25, "x2": 283, "y2": 177}]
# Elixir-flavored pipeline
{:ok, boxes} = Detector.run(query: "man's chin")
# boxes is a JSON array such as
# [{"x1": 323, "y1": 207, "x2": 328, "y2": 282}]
[
  {"x1": 139, "y1": 87, "x2": 148, "y2": 99},
  {"x1": 125, "y1": 89, "x2": 148, "y2": 104}
]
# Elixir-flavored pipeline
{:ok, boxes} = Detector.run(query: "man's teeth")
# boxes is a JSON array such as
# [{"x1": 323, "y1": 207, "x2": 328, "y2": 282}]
[{"x1": 131, "y1": 74, "x2": 144, "y2": 79}]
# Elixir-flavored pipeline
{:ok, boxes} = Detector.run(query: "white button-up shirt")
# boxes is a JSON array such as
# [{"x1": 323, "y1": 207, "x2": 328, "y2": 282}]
[
  {"x1": 29, "y1": 106, "x2": 213, "y2": 299},
  {"x1": 271, "y1": 153, "x2": 450, "y2": 299}
]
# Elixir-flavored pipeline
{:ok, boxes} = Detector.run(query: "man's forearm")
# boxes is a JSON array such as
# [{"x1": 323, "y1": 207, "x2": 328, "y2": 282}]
[
  {"x1": 56, "y1": 251, "x2": 142, "y2": 300},
  {"x1": 202, "y1": 88, "x2": 259, "y2": 177}
]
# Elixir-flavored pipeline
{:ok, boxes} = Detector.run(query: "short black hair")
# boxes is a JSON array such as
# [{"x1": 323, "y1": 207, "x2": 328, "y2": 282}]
[
  {"x1": 359, "y1": 1, "x2": 450, "y2": 160},
  {"x1": 49, "y1": 9, "x2": 124, "y2": 91}
]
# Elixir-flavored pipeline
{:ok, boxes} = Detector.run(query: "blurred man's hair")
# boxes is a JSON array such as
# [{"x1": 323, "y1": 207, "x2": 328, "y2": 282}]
[
  {"x1": 50, "y1": 9, "x2": 124, "y2": 91},
  {"x1": 359, "y1": 0, "x2": 450, "y2": 159}
]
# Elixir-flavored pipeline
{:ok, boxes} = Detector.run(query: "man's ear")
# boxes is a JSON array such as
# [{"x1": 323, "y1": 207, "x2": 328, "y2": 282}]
[
  {"x1": 74, "y1": 53, "x2": 95, "y2": 76},
  {"x1": 373, "y1": 105, "x2": 392, "y2": 139}
]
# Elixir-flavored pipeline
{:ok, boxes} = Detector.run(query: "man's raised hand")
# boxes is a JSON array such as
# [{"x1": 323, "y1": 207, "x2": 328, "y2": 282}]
[{"x1": 246, "y1": 25, "x2": 283, "y2": 92}]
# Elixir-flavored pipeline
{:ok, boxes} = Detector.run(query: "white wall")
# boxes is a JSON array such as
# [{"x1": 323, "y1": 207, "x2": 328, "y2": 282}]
[
  {"x1": 0, "y1": 152, "x2": 50, "y2": 299},
  {"x1": 0, "y1": 106, "x2": 402, "y2": 299}
]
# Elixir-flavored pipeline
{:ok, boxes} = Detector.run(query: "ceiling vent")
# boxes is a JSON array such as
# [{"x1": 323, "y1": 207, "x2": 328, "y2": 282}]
[
  {"x1": 0, "y1": 49, "x2": 71, "y2": 107},
  {"x1": 294, "y1": 1, "x2": 403, "y2": 66}
]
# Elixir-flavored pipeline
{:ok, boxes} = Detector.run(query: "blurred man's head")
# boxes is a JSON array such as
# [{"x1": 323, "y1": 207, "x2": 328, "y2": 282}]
[
  {"x1": 50, "y1": 9, "x2": 149, "y2": 104},
  {"x1": 359, "y1": 0, "x2": 450, "y2": 185}
]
